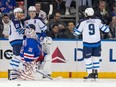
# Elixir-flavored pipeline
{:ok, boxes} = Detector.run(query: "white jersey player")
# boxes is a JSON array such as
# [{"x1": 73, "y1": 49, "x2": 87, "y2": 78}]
[
  {"x1": 74, "y1": 8, "x2": 110, "y2": 79},
  {"x1": 25, "y1": 6, "x2": 47, "y2": 40},
  {"x1": 35, "y1": 2, "x2": 48, "y2": 24},
  {"x1": 9, "y1": 8, "x2": 24, "y2": 49},
  {"x1": 8, "y1": 8, "x2": 24, "y2": 80}
]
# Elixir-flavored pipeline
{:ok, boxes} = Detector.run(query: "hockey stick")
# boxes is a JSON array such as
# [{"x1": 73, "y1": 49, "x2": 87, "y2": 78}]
[
  {"x1": 36, "y1": 70, "x2": 53, "y2": 80},
  {"x1": 48, "y1": 2, "x2": 53, "y2": 21}
]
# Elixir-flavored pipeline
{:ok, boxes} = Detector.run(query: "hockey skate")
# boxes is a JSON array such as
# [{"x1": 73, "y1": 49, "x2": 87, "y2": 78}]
[
  {"x1": 84, "y1": 69, "x2": 97, "y2": 82},
  {"x1": 84, "y1": 73, "x2": 94, "y2": 79},
  {"x1": 93, "y1": 69, "x2": 98, "y2": 79},
  {"x1": 84, "y1": 69, "x2": 98, "y2": 82},
  {"x1": 84, "y1": 73, "x2": 96, "y2": 82},
  {"x1": 8, "y1": 69, "x2": 21, "y2": 80}
]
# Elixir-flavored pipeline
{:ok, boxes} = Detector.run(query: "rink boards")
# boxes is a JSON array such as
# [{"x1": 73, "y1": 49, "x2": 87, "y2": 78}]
[{"x1": 0, "y1": 39, "x2": 116, "y2": 78}]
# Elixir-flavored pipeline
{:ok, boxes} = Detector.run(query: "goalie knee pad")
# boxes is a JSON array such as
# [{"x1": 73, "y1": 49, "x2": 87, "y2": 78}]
[
  {"x1": 44, "y1": 55, "x2": 51, "y2": 61},
  {"x1": 19, "y1": 61, "x2": 40, "y2": 80},
  {"x1": 42, "y1": 55, "x2": 52, "y2": 75}
]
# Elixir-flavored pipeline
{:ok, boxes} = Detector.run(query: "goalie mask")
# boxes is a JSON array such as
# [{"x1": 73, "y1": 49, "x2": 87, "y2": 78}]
[{"x1": 25, "y1": 24, "x2": 37, "y2": 39}]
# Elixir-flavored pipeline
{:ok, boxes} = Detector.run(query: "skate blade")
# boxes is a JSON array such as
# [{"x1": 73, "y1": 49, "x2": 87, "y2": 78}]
[{"x1": 84, "y1": 78, "x2": 97, "y2": 82}]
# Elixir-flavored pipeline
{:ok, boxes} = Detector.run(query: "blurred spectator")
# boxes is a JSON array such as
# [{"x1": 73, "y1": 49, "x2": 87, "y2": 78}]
[
  {"x1": 2, "y1": 14, "x2": 11, "y2": 38},
  {"x1": 1, "y1": 0, "x2": 16, "y2": 14},
  {"x1": 79, "y1": 0, "x2": 92, "y2": 7},
  {"x1": 0, "y1": 0, "x2": 2, "y2": 15},
  {"x1": 58, "y1": 24, "x2": 67, "y2": 38},
  {"x1": 27, "y1": 0, "x2": 36, "y2": 9},
  {"x1": 106, "y1": 0, "x2": 116, "y2": 11},
  {"x1": 111, "y1": 3, "x2": 116, "y2": 17},
  {"x1": 47, "y1": 23, "x2": 68, "y2": 39},
  {"x1": 0, "y1": 0, "x2": 5, "y2": 13},
  {"x1": 78, "y1": 5, "x2": 89, "y2": 19},
  {"x1": 35, "y1": 2, "x2": 48, "y2": 24},
  {"x1": 109, "y1": 16, "x2": 116, "y2": 39},
  {"x1": 18, "y1": 1, "x2": 24, "y2": 11},
  {"x1": 47, "y1": 24, "x2": 61, "y2": 39},
  {"x1": 0, "y1": 16, "x2": 4, "y2": 38},
  {"x1": 48, "y1": 12, "x2": 66, "y2": 31},
  {"x1": 92, "y1": 0, "x2": 99, "y2": 11},
  {"x1": 55, "y1": 0, "x2": 62, "y2": 11},
  {"x1": 95, "y1": 0, "x2": 112, "y2": 25},
  {"x1": 65, "y1": 0, "x2": 72, "y2": 15},
  {"x1": 64, "y1": 22, "x2": 77, "y2": 39}
]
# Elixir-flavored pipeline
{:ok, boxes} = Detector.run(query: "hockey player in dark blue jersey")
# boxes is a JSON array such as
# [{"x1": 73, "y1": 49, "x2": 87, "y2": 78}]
[
  {"x1": 18, "y1": 24, "x2": 44, "y2": 80},
  {"x1": 20, "y1": 24, "x2": 45, "y2": 62}
]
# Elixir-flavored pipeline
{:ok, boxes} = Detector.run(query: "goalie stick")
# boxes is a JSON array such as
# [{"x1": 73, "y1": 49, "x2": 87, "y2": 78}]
[{"x1": 36, "y1": 70, "x2": 53, "y2": 80}]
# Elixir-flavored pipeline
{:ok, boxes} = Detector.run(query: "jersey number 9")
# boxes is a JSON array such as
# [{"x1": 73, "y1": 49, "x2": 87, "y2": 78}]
[{"x1": 88, "y1": 24, "x2": 95, "y2": 35}]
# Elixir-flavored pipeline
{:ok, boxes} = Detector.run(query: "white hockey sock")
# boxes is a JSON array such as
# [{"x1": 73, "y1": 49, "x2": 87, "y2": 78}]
[
  {"x1": 9, "y1": 55, "x2": 21, "y2": 70},
  {"x1": 93, "y1": 57, "x2": 100, "y2": 72},
  {"x1": 9, "y1": 55, "x2": 22, "y2": 80},
  {"x1": 84, "y1": 57, "x2": 93, "y2": 74}
]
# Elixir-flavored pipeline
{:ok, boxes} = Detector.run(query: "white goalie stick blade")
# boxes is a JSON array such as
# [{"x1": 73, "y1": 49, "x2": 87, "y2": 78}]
[{"x1": 36, "y1": 70, "x2": 53, "y2": 80}]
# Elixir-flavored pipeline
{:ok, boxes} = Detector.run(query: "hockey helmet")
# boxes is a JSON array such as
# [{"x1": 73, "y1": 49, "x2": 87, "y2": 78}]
[
  {"x1": 85, "y1": 8, "x2": 94, "y2": 17},
  {"x1": 14, "y1": 8, "x2": 23, "y2": 14},
  {"x1": 28, "y1": 6, "x2": 36, "y2": 11}
]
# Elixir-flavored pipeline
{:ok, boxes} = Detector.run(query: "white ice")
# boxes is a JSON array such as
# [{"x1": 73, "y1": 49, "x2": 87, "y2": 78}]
[{"x1": 0, "y1": 78, "x2": 116, "y2": 87}]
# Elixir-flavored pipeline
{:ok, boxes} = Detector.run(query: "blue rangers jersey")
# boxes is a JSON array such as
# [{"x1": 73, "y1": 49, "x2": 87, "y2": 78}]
[
  {"x1": 20, "y1": 38, "x2": 42, "y2": 62},
  {"x1": 9, "y1": 17, "x2": 23, "y2": 46},
  {"x1": 74, "y1": 17, "x2": 110, "y2": 47},
  {"x1": 24, "y1": 16, "x2": 47, "y2": 38}
]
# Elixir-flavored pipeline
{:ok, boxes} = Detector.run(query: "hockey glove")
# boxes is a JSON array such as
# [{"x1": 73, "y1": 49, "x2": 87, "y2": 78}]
[{"x1": 16, "y1": 28, "x2": 25, "y2": 34}]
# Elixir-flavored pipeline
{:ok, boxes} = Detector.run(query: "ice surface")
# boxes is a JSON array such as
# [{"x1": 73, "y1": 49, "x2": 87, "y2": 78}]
[{"x1": 0, "y1": 78, "x2": 116, "y2": 87}]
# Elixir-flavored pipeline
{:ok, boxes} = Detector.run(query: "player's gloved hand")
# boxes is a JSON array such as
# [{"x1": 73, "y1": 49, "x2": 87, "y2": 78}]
[
  {"x1": 16, "y1": 28, "x2": 25, "y2": 34},
  {"x1": 39, "y1": 36, "x2": 44, "y2": 42},
  {"x1": 39, "y1": 31, "x2": 47, "y2": 42},
  {"x1": 36, "y1": 52, "x2": 45, "y2": 62}
]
